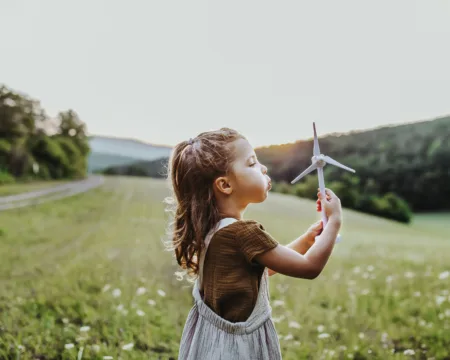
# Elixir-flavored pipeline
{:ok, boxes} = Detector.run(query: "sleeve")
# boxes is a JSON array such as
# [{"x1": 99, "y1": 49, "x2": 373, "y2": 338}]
[{"x1": 238, "y1": 220, "x2": 279, "y2": 265}]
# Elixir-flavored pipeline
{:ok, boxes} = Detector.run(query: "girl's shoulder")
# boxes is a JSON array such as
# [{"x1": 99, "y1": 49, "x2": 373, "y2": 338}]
[
  {"x1": 235, "y1": 219, "x2": 269, "y2": 235},
  {"x1": 233, "y1": 220, "x2": 279, "y2": 265},
  {"x1": 215, "y1": 219, "x2": 268, "y2": 239}
]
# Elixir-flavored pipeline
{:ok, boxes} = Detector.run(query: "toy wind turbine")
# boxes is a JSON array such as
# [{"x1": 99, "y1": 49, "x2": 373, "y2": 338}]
[{"x1": 291, "y1": 122, "x2": 356, "y2": 243}]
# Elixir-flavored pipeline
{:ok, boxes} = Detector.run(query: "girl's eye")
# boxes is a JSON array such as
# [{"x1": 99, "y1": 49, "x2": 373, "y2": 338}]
[{"x1": 249, "y1": 163, "x2": 256, "y2": 167}]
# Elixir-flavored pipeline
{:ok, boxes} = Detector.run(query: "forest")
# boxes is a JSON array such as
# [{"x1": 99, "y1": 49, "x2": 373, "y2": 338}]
[{"x1": 0, "y1": 84, "x2": 90, "y2": 184}]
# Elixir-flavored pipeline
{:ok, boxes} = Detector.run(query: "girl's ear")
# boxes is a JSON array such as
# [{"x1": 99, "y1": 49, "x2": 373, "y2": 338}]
[{"x1": 214, "y1": 176, "x2": 233, "y2": 195}]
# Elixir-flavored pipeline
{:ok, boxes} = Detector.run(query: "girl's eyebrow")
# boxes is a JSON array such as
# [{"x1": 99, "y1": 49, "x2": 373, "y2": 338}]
[{"x1": 246, "y1": 154, "x2": 257, "y2": 162}]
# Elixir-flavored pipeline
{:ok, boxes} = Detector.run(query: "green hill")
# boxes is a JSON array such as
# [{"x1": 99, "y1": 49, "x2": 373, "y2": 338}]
[{"x1": 256, "y1": 115, "x2": 450, "y2": 212}]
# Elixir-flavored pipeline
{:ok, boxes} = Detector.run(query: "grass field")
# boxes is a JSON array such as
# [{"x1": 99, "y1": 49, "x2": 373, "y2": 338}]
[{"x1": 0, "y1": 176, "x2": 449, "y2": 359}]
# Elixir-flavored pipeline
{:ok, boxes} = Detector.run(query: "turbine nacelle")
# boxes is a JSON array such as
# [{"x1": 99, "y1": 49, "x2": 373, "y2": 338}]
[{"x1": 312, "y1": 154, "x2": 327, "y2": 168}]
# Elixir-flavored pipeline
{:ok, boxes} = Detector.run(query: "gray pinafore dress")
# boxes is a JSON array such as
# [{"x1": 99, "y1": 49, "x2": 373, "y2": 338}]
[{"x1": 178, "y1": 218, "x2": 282, "y2": 360}]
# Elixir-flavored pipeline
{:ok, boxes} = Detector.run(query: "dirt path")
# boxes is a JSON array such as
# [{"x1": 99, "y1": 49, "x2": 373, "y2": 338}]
[{"x1": 0, "y1": 175, "x2": 104, "y2": 211}]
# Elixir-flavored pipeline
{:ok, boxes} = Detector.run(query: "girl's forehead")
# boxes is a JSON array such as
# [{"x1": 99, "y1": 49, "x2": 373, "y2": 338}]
[{"x1": 232, "y1": 138, "x2": 254, "y2": 158}]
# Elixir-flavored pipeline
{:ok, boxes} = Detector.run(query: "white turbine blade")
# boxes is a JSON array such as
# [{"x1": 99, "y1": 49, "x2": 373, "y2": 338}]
[
  {"x1": 313, "y1": 122, "x2": 320, "y2": 156},
  {"x1": 323, "y1": 156, "x2": 356, "y2": 173},
  {"x1": 291, "y1": 163, "x2": 318, "y2": 184}
]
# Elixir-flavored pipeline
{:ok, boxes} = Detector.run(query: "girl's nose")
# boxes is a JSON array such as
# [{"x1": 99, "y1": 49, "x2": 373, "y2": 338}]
[{"x1": 261, "y1": 164, "x2": 268, "y2": 174}]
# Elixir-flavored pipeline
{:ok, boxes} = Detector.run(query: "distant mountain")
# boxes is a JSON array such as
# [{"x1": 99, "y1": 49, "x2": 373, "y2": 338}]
[{"x1": 87, "y1": 135, "x2": 172, "y2": 172}]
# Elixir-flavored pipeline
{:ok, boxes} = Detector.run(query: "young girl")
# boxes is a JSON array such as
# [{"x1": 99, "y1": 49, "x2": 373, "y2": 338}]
[{"x1": 165, "y1": 128, "x2": 342, "y2": 360}]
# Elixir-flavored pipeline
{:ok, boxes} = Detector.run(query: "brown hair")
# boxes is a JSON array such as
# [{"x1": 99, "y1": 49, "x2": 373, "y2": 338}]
[{"x1": 164, "y1": 127, "x2": 245, "y2": 281}]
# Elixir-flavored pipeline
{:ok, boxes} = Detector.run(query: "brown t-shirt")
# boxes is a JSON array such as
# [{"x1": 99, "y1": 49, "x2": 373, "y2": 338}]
[{"x1": 201, "y1": 219, "x2": 279, "y2": 323}]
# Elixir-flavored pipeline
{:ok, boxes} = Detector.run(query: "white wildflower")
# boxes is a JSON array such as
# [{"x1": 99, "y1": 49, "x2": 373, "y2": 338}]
[
  {"x1": 112, "y1": 288, "x2": 121, "y2": 298},
  {"x1": 317, "y1": 325, "x2": 325, "y2": 333},
  {"x1": 103, "y1": 357, "x2": 113, "y2": 360},
  {"x1": 102, "y1": 284, "x2": 111, "y2": 292},
  {"x1": 404, "y1": 271, "x2": 415, "y2": 278},
  {"x1": 273, "y1": 300, "x2": 285, "y2": 307},
  {"x1": 62, "y1": 318, "x2": 69, "y2": 324},
  {"x1": 80, "y1": 326, "x2": 90, "y2": 332},
  {"x1": 136, "y1": 287, "x2": 147, "y2": 296},
  {"x1": 367, "y1": 265, "x2": 374, "y2": 272},
  {"x1": 436, "y1": 296, "x2": 446, "y2": 306},
  {"x1": 439, "y1": 271, "x2": 449, "y2": 280},
  {"x1": 157, "y1": 289, "x2": 166, "y2": 297},
  {"x1": 361, "y1": 289, "x2": 370, "y2": 295},
  {"x1": 136, "y1": 309, "x2": 145, "y2": 317},
  {"x1": 353, "y1": 266, "x2": 361, "y2": 274},
  {"x1": 403, "y1": 349, "x2": 415, "y2": 355},
  {"x1": 272, "y1": 315, "x2": 285, "y2": 323},
  {"x1": 284, "y1": 333, "x2": 294, "y2": 341},
  {"x1": 386, "y1": 275, "x2": 393, "y2": 283},
  {"x1": 65, "y1": 343, "x2": 75, "y2": 350},
  {"x1": 362, "y1": 272, "x2": 369, "y2": 279},
  {"x1": 122, "y1": 343, "x2": 134, "y2": 350},
  {"x1": 148, "y1": 299, "x2": 156, "y2": 306},
  {"x1": 414, "y1": 291, "x2": 421, "y2": 297},
  {"x1": 91, "y1": 344, "x2": 100, "y2": 352},
  {"x1": 318, "y1": 333, "x2": 330, "y2": 339},
  {"x1": 359, "y1": 332, "x2": 365, "y2": 339},
  {"x1": 288, "y1": 321, "x2": 301, "y2": 329}
]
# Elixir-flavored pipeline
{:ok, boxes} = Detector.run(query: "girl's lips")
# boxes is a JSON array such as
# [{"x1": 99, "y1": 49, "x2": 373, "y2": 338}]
[{"x1": 268, "y1": 181, "x2": 272, "y2": 190}]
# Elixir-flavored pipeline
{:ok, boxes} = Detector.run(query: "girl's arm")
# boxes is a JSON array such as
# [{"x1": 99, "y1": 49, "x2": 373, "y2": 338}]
[
  {"x1": 267, "y1": 231, "x2": 315, "y2": 276},
  {"x1": 256, "y1": 216, "x2": 341, "y2": 279}
]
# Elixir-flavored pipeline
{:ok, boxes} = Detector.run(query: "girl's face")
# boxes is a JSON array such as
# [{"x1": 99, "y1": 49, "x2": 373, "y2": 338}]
[{"x1": 229, "y1": 138, "x2": 272, "y2": 204}]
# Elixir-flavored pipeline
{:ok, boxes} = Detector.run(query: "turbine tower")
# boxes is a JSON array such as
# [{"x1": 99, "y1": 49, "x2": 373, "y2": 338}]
[{"x1": 291, "y1": 122, "x2": 356, "y2": 243}]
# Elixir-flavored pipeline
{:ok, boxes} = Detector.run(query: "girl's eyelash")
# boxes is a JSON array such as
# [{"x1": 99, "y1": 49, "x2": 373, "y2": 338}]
[{"x1": 250, "y1": 163, "x2": 256, "y2": 167}]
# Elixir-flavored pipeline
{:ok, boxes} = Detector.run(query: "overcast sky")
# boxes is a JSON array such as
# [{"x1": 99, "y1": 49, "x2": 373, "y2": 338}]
[{"x1": 1, "y1": 1, "x2": 449, "y2": 147}]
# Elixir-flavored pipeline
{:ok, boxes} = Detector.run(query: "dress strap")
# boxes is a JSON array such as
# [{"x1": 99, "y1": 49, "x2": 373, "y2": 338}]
[{"x1": 198, "y1": 217, "x2": 238, "y2": 293}]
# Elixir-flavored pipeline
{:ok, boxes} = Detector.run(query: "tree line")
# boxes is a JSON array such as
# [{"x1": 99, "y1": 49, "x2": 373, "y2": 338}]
[{"x1": 0, "y1": 84, "x2": 90, "y2": 184}]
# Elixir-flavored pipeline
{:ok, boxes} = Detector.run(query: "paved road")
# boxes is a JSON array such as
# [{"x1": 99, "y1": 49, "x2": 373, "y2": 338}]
[{"x1": 0, "y1": 175, "x2": 104, "y2": 211}]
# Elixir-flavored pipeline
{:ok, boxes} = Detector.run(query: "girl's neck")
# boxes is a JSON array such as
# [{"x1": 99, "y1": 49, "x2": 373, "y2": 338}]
[{"x1": 217, "y1": 198, "x2": 247, "y2": 221}]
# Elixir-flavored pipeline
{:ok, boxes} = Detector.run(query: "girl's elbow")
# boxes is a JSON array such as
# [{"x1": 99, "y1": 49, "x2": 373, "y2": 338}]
[{"x1": 302, "y1": 266, "x2": 323, "y2": 280}]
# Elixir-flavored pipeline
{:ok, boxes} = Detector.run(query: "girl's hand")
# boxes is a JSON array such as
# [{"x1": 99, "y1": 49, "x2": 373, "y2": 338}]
[
  {"x1": 316, "y1": 189, "x2": 331, "y2": 212},
  {"x1": 317, "y1": 188, "x2": 342, "y2": 223},
  {"x1": 306, "y1": 220, "x2": 323, "y2": 240}
]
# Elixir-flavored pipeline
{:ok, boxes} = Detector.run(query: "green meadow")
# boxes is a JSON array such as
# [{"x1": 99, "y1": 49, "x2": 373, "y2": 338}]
[
  {"x1": 0, "y1": 180, "x2": 70, "y2": 197},
  {"x1": 0, "y1": 176, "x2": 449, "y2": 359}
]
